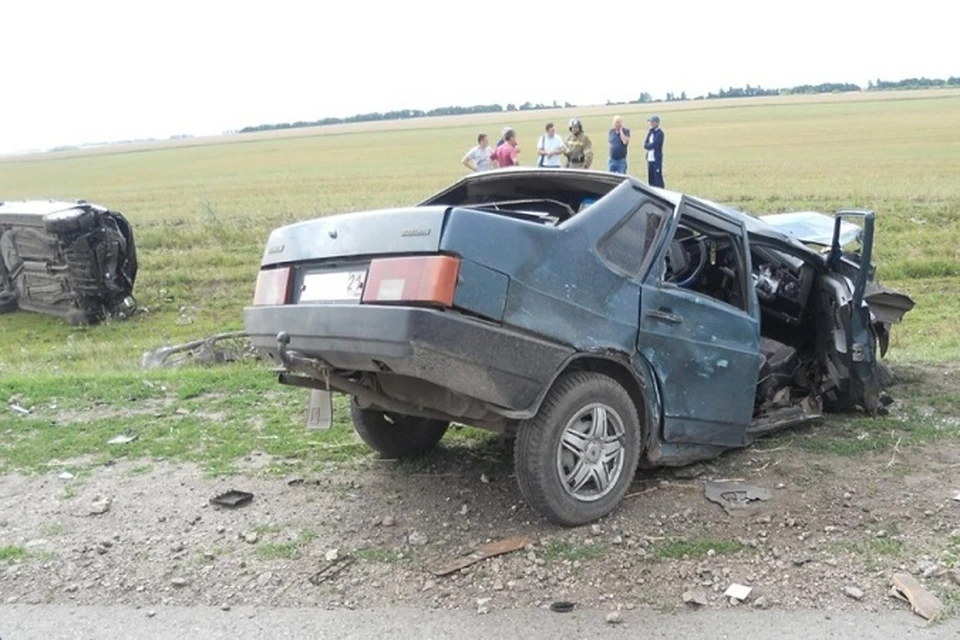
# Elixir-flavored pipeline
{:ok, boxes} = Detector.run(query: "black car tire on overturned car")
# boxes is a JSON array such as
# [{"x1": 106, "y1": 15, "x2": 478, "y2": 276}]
[
  {"x1": 0, "y1": 290, "x2": 18, "y2": 314},
  {"x1": 514, "y1": 371, "x2": 642, "y2": 527},
  {"x1": 349, "y1": 399, "x2": 451, "y2": 459}
]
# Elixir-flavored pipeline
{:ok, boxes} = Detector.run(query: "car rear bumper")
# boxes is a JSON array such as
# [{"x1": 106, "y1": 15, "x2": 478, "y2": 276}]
[{"x1": 243, "y1": 304, "x2": 574, "y2": 411}]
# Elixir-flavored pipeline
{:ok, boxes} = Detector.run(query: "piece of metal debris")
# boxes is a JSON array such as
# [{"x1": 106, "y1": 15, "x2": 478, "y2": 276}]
[
  {"x1": 549, "y1": 601, "x2": 576, "y2": 613},
  {"x1": 309, "y1": 555, "x2": 354, "y2": 586},
  {"x1": 140, "y1": 331, "x2": 253, "y2": 369},
  {"x1": 891, "y1": 573, "x2": 943, "y2": 620},
  {"x1": 107, "y1": 432, "x2": 139, "y2": 445},
  {"x1": 9, "y1": 403, "x2": 31, "y2": 415},
  {"x1": 723, "y1": 584, "x2": 752, "y2": 601},
  {"x1": 705, "y1": 482, "x2": 772, "y2": 514},
  {"x1": 430, "y1": 536, "x2": 530, "y2": 576},
  {"x1": 953, "y1": 491, "x2": 960, "y2": 502},
  {"x1": 209, "y1": 490, "x2": 254, "y2": 509}
]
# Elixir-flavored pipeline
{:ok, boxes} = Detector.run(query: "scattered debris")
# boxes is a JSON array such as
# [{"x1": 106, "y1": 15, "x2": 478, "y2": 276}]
[
  {"x1": 953, "y1": 491, "x2": 960, "y2": 502},
  {"x1": 843, "y1": 586, "x2": 864, "y2": 601},
  {"x1": 476, "y1": 597, "x2": 491, "y2": 615},
  {"x1": 431, "y1": 536, "x2": 531, "y2": 577},
  {"x1": 210, "y1": 490, "x2": 254, "y2": 509},
  {"x1": 605, "y1": 611, "x2": 623, "y2": 624},
  {"x1": 705, "y1": 482, "x2": 772, "y2": 514},
  {"x1": 408, "y1": 531, "x2": 429, "y2": 547},
  {"x1": 9, "y1": 403, "x2": 31, "y2": 416},
  {"x1": 58, "y1": 471, "x2": 75, "y2": 481},
  {"x1": 889, "y1": 586, "x2": 909, "y2": 603},
  {"x1": 140, "y1": 331, "x2": 254, "y2": 369},
  {"x1": 107, "y1": 431, "x2": 139, "y2": 445},
  {"x1": 242, "y1": 532, "x2": 259, "y2": 544},
  {"x1": 683, "y1": 589, "x2": 709, "y2": 606},
  {"x1": 171, "y1": 577, "x2": 191, "y2": 588},
  {"x1": 723, "y1": 583, "x2": 752, "y2": 601},
  {"x1": 793, "y1": 555, "x2": 813, "y2": 567},
  {"x1": 550, "y1": 601, "x2": 576, "y2": 613},
  {"x1": 89, "y1": 496, "x2": 112, "y2": 516},
  {"x1": 480, "y1": 473, "x2": 490, "y2": 484},
  {"x1": 892, "y1": 573, "x2": 943, "y2": 620},
  {"x1": 381, "y1": 515, "x2": 397, "y2": 527},
  {"x1": 287, "y1": 478, "x2": 305, "y2": 486},
  {"x1": 308, "y1": 555, "x2": 354, "y2": 586},
  {"x1": 324, "y1": 549, "x2": 339, "y2": 562},
  {"x1": 753, "y1": 596, "x2": 769, "y2": 609}
]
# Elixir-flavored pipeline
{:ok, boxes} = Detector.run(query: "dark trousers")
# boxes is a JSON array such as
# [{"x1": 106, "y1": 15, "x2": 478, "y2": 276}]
[{"x1": 648, "y1": 162, "x2": 664, "y2": 188}]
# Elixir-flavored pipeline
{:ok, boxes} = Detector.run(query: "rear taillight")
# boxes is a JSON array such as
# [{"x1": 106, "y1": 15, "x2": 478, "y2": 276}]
[
  {"x1": 253, "y1": 267, "x2": 291, "y2": 305},
  {"x1": 362, "y1": 256, "x2": 460, "y2": 307}
]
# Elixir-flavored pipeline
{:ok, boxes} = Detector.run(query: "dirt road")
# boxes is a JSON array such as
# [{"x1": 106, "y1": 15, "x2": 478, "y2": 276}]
[{"x1": 1, "y1": 603, "x2": 958, "y2": 639}]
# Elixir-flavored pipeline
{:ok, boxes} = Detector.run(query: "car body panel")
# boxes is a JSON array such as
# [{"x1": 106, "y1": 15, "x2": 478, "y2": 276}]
[{"x1": 244, "y1": 167, "x2": 914, "y2": 467}]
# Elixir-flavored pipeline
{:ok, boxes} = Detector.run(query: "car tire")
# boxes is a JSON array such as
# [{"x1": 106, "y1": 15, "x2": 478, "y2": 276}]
[
  {"x1": 514, "y1": 371, "x2": 642, "y2": 527},
  {"x1": 43, "y1": 208, "x2": 97, "y2": 235},
  {"x1": 0, "y1": 290, "x2": 18, "y2": 314},
  {"x1": 349, "y1": 399, "x2": 450, "y2": 459}
]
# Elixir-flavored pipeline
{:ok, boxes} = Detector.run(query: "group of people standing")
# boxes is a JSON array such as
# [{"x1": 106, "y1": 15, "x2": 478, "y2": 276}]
[{"x1": 461, "y1": 114, "x2": 665, "y2": 188}]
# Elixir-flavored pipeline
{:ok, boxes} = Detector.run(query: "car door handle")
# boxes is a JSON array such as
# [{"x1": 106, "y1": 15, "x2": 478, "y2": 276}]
[{"x1": 646, "y1": 309, "x2": 683, "y2": 324}]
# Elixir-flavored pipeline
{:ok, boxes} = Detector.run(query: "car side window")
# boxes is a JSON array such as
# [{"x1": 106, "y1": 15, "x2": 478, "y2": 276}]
[
  {"x1": 662, "y1": 211, "x2": 749, "y2": 313},
  {"x1": 597, "y1": 203, "x2": 667, "y2": 277}
]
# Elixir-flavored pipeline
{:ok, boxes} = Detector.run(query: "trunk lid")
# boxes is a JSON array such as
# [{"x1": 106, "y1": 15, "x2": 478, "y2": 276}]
[{"x1": 259, "y1": 206, "x2": 449, "y2": 268}]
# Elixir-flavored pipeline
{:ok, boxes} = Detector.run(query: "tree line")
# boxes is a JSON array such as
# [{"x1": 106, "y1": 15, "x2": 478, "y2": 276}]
[{"x1": 238, "y1": 75, "x2": 960, "y2": 134}]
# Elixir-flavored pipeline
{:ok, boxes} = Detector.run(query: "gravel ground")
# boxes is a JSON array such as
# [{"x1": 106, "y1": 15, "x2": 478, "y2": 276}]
[{"x1": 2, "y1": 429, "x2": 959, "y2": 624}]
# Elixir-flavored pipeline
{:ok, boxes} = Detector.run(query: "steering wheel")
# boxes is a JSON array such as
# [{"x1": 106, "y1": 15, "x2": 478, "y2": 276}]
[{"x1": 664, "y1": 234, "x2": 708, "y2": 287}]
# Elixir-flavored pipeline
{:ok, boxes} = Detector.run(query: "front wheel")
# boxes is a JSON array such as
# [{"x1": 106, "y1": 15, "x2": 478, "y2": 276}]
[
  {"x1": 514, "y1": 371, "x2": 642, "y2": 526},
  {"x1": 349, "y1": 399, "x2": 450, "y2": 459}
]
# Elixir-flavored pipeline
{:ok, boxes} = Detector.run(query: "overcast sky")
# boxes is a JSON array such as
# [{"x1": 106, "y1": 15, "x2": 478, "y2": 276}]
[{"x1": 1, "y1": 0, "x2": 955, "y2": 154}]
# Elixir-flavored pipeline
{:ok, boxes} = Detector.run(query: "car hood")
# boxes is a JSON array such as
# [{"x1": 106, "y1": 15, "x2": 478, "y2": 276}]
[{"x1": 759, "y1": 211, "x2": 862, "y2": 247}]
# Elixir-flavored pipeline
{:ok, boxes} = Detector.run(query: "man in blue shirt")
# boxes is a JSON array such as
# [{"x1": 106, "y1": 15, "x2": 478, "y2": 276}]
[
  {"x1": 607, "y1": 115, "x2": 630, "y2": 174},
  {"x1": 644, "y1": 115, "x2": 665, "y2": 188}
]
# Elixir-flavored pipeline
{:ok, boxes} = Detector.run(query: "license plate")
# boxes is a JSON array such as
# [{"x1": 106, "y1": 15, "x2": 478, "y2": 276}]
[
  {"x1": 306, "y1": 389, "x2": 333, "y2": 431},
  {"x1": 299, "y1": 270, "x2": 366, "y2": 303}
]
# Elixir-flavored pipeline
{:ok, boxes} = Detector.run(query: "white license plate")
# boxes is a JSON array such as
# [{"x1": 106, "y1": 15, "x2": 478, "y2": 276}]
[{"x1": 299, "y1": 270, "x2": 366, "y2": 303}]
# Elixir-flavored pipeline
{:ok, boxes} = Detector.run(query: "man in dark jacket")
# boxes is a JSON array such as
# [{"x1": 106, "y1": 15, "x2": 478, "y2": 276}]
[{"x1": 644, "y1": 115, "x2": 665, "y2": 188}]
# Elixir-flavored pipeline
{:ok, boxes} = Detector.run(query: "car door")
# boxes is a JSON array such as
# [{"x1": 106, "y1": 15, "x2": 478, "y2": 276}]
[
  {"x1": 638, "y1": 197, "x2": 763, "y2": 448},
  {"x1": 825, "y1": 209, "x2": 880, "y2": 412}
]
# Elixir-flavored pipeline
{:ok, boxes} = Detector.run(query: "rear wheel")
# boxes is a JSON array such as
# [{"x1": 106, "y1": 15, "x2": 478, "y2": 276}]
[
  {"x1": 0, "y1": 290, "x2": 18, "y2": 314},
  {"x1": 349, "y1": 399, "x2": 450, "y2": 458},
  {"x1": 514, "y1": 371, "x2": 642, "y2": 527}
]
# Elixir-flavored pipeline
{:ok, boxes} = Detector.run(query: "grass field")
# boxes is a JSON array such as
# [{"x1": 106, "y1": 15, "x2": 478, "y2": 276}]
[{"x1": 0, "y1": 89, "x2": 958, "y2": 474}]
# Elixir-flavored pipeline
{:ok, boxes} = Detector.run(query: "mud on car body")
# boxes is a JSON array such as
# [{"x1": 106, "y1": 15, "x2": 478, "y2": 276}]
[
  {"x1": 244, "y1": 168, "x2": 914, "y2": 526},
  {"x1": 0, "y1": 199, "x2": 138, "y2": 325}
]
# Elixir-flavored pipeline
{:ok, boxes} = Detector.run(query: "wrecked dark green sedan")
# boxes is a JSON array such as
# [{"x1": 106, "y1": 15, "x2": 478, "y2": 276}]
[{"x1": 244, "y1": 168, "x2": 914, "y2": 526}]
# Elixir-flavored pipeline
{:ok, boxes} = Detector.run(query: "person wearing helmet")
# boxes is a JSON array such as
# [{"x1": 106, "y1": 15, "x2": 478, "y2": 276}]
[{"x1": 564, "y1": 118, "x2": 593, "y2": 169}]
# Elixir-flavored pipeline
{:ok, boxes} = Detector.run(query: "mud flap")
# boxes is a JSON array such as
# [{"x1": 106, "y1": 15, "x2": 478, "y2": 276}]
[{"x1": 306, "y1": 389, "x2": 334, "y2": 431}]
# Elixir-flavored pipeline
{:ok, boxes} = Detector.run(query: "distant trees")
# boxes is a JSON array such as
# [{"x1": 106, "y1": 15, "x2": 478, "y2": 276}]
[{"x1": 236, "y1": 74, "x2": 960, "y2": 135}]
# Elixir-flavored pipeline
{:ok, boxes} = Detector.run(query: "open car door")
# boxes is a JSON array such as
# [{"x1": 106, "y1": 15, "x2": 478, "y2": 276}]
[
  {"x1": 638, "y1": 196, "x2": 763, "y2": 448},
  {"x1": 824, "y1": 209, "x2": 881, "y2": 412}
]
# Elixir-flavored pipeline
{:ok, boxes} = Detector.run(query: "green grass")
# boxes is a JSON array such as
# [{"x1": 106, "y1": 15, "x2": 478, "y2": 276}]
[
  {"x1": 0, "y1": 90, "x2": 959, "y2": 473},
  {"x1": 0, "y1": 545, "x2": 28, "y2": 563},
  {"x1": 767, "y1": 364, "x2": 960, "y2": 456},
  {"x1": 654, "y1": 537, "x2": 747, "y2": 559},
  {"x1": 543, "y1": 539, "x2": 607, "y2": 562}
]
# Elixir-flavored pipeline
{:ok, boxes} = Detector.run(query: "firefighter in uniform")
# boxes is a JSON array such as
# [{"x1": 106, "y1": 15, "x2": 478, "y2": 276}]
[{"x1": 564, "y1": 118, "x2": 593, "y2": 169}]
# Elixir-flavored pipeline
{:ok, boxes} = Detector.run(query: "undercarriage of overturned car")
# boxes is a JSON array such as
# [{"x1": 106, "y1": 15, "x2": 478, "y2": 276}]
[{"x1": 244, "y1": 169, "x2": 914, "y2": 526}]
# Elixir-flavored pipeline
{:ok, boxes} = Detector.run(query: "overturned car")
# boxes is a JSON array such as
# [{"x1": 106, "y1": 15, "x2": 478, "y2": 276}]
[
  {"x1": 244, "y1": 168, "x2": 914, "y2": 526},
  {"x1": 0, "y1": 200, "x2": 138, "y2": 325}
]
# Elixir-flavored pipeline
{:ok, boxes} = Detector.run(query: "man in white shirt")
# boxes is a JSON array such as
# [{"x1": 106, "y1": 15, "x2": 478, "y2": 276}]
[
  {"x1": 462, "y1": 133, "x2": 495, "y2": 172},
  {"x1": 536, "y1": 122, "x2": 566, "y2": 168}
]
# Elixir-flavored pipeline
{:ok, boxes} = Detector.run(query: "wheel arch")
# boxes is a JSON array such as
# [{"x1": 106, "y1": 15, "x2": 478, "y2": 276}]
[{"x1": 529, "y1": 352, "x2": 657, "y2": 447}]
